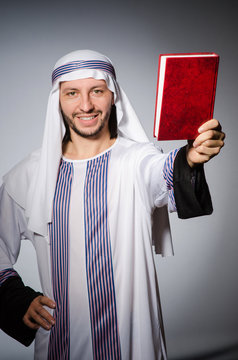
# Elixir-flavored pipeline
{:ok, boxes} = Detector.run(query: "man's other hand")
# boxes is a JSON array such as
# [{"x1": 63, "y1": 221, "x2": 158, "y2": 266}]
[
  {"x1": 186, "y1": 119, "x2": 225, "y2": 168},
  {"x1": 23, "y1": 295, "x2": 56, "y2": 331}
]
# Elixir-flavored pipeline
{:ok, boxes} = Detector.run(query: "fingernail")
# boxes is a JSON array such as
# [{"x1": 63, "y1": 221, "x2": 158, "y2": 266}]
[{"x1": 198, "y1": 126, "x2": 204, "y2": 133}]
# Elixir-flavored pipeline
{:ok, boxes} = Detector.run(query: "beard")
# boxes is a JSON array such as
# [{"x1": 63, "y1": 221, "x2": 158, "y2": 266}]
[{"x1": 61, "y1": 110, "x2": 110, "y2": 139}]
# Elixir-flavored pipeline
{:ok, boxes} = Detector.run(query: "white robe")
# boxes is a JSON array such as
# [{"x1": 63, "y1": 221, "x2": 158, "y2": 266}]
[{"x1": 0, "y1": 136, "x2": 175, "y2": 359}]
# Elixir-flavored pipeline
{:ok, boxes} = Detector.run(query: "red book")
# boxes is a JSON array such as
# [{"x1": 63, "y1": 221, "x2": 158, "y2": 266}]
[{"x1": 153, "y1": 53, "x2": 219, "y2": 140}]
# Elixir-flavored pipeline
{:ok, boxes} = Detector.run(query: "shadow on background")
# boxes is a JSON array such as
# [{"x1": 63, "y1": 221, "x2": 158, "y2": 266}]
[{"x1": 171, "y1": 343, "x2": 238, "y2": 360}]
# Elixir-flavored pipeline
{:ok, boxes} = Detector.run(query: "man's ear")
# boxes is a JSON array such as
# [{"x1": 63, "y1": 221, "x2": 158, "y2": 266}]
[{"x1": 112, "y1": 94, "x2": 115, "y2": 106}]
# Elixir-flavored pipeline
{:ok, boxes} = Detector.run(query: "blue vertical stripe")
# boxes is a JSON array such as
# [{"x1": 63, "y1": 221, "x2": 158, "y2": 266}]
[
  {"x1": 84, "y1": 151, "x2": 121, "y2": 360},
  {"x1": 48, "y1": 160, "x2": 73, "y2": 360}
]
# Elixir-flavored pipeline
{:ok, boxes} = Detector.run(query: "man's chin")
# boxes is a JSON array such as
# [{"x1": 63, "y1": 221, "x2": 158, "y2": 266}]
[{"x1": 71, "y1": 123, "x2": 105, "y2": 139}]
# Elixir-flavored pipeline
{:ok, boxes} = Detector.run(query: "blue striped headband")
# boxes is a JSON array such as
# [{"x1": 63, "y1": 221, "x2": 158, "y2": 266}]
[{"x1": 52, "y1": 60, "x2": 116, "y2": 83}]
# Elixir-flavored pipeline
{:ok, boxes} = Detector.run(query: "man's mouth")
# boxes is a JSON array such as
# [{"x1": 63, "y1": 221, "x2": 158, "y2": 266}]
[
  {"x1": 73, "y1": 113, "x2": 100, "y2": 127},
  {"x1": 79, "y1": 115, "x2": 98, "y2": 121},
  {"x1": 73, "y1": 112, "x2": 99, "y2": 119}
]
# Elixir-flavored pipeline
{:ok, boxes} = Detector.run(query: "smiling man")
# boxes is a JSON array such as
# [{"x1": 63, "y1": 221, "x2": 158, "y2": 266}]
[
  {"x1": 0, "y1": 50, "x2": 224, "y2": 360},
  {"x1": 61, "y1": 79, "x2": 113, "y2": 135},
  {"x1": 60, "y1": 78, "x2": 116, "y2": 159}
]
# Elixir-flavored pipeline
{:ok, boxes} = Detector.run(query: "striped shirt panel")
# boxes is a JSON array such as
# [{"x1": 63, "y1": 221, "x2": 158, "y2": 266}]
[
  {"x1": 84, "y1": 151, "x2": 121, "y2": 360},
  {"x1": 52, "y1": 60, "x2": 116, "y2": 83},
  {"x1": 0, "y1": 268, "x2": 19, "y2": 286},
  {"x1": 48, "y1": 160, "x2": 73, "y2": 360},
  {"x1": 163, "y1": 148, "x2": 179, "y2": 210}
]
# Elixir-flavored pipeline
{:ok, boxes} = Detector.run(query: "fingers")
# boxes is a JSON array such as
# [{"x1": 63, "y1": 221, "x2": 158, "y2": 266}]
[
  {"x1": 186, "y1": 119, "x2": 225, "y2": 167},
  {"x1": 198, "y1": 118, "x2": 221, "y2": 133},
  {"x1": 40, "y1": 295, "x2": 56, "y2": 309},
  {"x1": 23, "y1": 295, "x2": 56, "y2": 331},
  {"x1": 193, "y1": 119, "x2": 225, "y2": 148},
  {"x1": 192, "y1": 144, "x2": 222, "y2": 158},
  {"x1": 193, "y1": 137, "x2": 224, "y2": 152}
]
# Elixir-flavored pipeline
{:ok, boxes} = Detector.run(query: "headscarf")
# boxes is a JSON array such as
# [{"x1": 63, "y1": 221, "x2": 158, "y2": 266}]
[{"x1": 4, "y1": 50, "x2": 172, "y2": 255}]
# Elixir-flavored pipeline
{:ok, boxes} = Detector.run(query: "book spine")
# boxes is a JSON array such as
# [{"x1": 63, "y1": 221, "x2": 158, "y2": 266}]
[
  {"x1": 159, "y1": 52, "x2": 218, "y2": 57},
  {"x1": 153, "y1": 55, "x2": 162, "y2": 137},
  {"x1": 209, "y1": 56, "x2": 219, "y2": 119}
]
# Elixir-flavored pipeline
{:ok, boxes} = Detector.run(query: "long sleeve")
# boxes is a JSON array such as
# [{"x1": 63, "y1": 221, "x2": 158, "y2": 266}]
[
  {"x1": 0, "y1": 273, "x2": 42, "y2": 346},
  {"x1": 0, "y1": 185, "x2": 42, "y2": 346},
  {"x1": 173, "y1": 145, "x2": 213, "y2": 218},
  {"x1": 134, "y1": 142, "x2": 212, "y2": 218}
]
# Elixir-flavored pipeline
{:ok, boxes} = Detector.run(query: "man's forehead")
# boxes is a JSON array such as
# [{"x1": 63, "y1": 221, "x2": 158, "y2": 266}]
[{"x1": 60, "y1": 77, "x2": 108, "y2": 89}]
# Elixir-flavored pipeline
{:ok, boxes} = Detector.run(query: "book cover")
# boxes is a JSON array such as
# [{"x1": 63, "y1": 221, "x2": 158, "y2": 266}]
[{"x1": 154, "y1": 53, "x2": 219, "y2": 140}]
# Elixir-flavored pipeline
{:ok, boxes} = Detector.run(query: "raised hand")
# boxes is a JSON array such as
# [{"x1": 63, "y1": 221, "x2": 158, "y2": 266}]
[{"x1": 186, "y1": 119, "x2": 225, "y2": 168}]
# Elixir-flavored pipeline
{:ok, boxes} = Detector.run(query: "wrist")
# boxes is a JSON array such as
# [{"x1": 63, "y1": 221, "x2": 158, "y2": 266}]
[{"x1": 186, "y1": 144, "x2": 197, "y2": 169}]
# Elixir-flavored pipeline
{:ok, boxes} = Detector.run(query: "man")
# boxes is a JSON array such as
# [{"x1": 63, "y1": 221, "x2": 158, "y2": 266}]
[{"x1": 0, "y1": 50, "x2": 225, "y2": 359}]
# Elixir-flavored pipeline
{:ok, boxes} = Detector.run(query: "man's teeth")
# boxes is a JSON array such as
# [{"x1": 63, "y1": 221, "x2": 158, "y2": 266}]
[{"x1": 80, "y1": 116, "x2": 96, "y2": 120}]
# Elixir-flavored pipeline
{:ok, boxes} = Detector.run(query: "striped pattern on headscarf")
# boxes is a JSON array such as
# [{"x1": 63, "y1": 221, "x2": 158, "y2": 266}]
[{"x1": 52, "y1": 60, "x2": 116, "y2": 84}]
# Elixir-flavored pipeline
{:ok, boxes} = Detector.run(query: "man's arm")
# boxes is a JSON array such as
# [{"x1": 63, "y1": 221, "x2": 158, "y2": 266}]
[
  {"x1": 0, "y1": 272, "x2": 42, "y2": 346},
  {"x1": 173, "y1": 146, "x2": 213, "y2": 218},
  {"x1": 0, "y1": 185, "x2": 55, "y2": 345},
  {"x1": 0, "y1": 274, "x2": 56, "y2": 346},
  {"x1": 173, "y1": 119, "x2": 225, "y2": 218}
]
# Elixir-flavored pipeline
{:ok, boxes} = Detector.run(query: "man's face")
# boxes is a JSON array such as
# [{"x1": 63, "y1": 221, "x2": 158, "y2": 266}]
[{"x1": 60, "y1": 78, "x2": 114, "y2": 139}]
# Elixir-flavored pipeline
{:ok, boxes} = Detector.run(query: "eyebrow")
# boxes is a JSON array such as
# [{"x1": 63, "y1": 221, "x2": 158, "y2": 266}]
[
  {"x1": 61, "y1": 85, "x2": 107, "y2": 94},
  {"x1": 61, "y1": 87, "x2": 79, "y2": 93}
]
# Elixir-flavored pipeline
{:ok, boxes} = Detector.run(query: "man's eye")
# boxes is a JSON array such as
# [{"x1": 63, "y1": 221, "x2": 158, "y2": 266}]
[
  {"x1": 93, "y1": 89, "x2": 103, "y2": 94},
  {"x1": 67, "y1": 91, "x2": 77, "y2": 97}
]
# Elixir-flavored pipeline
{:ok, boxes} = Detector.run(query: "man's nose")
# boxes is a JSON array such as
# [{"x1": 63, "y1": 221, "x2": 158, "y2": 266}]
[{"x1": 78, "y1": 94, "x2": 94, "y2": 113}]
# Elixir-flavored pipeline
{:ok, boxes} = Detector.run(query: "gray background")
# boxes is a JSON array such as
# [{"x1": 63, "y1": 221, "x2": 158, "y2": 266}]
[{"x1": 0, "y1": 0, "x2": 237, "y2": 359}]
